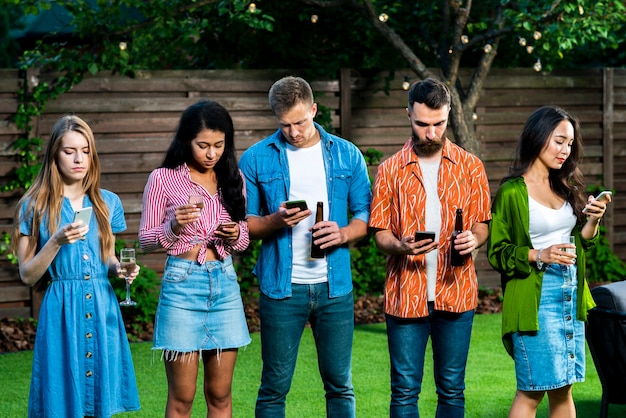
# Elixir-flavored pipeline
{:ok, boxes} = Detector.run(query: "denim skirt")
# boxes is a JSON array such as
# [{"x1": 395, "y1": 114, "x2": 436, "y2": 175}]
[
  {"x1": 153, "y1": 256, "x2": 251, "y2": 358},
  {"x1": 511, "y1": 263, "x2": 585, "y2": 391}
]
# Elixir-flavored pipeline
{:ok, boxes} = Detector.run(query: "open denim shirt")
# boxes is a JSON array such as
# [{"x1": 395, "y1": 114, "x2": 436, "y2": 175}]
[{"x1": 239, "y1": 122, "x2": 371, "y2": 299}]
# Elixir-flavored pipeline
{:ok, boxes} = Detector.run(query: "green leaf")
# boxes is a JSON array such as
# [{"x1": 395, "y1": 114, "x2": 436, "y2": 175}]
[{"x1": 87, "y1": 62, "x2": 99, "y2": 75}]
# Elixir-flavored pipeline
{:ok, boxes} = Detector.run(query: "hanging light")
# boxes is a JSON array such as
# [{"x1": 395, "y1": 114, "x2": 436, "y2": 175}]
[
  {"x1": 526, "y1": 45, "x2": 534, "y2": 54},
  {"x1": 533, "y1": 31, "x2": 542, "y2": 40},
  {"x1": 518, "y1": 37, "x2": 527, "y2": 47},
  {"x1": 119, "y1": 42, "x2": 127, "y2": 51},
  {"x1": 402, "y1": 76, "x2": 411, "y2": 91},
  {"x1": 461, "y1": 35, "x2": 469, "y2": 44},
  {"x1": 248, "y1": 3, "x2": 256, "y2": 13},
  {"x1": 533, "y1": 59, "x2": 542, "y2": 72},
  {"x1": 483, "y1": 44, "x2": 493, "y2": 54},
  {"x1": 311, "y1": 14, "x2": 318, "y2": 23},
  {"x1": 378, "y1": 13, "x2": 389, "y2": 22}
]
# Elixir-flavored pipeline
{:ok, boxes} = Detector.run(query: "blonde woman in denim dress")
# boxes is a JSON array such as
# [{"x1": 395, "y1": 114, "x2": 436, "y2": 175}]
[
  {"x1": 12, "y1": 115, "x2": 140, "y2": 417},
  {"x1": 488, "y1": 106, "x2": 610, "y2": 417}
]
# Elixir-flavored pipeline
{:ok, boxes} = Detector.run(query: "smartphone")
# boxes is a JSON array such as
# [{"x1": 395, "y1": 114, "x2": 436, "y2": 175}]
[
  {"x1": 73, "y1": 207, "x2": 92, "y2": 240},
  {"x1": 285, "y1": 200, "x2": 308, "y2": 211},
  {"x1": 594, "y1": 191, "x2": 612, "y2": 203},
  {"x1": 583, "y1": 191, "x2": 612, "y2": 213},
  {"x1": 414, "y1": 231, "x2": 436, "y2": 242},
  {"x1": 73, "y1": 206, "x2": 93, "y2": 226},
  {"x1": 218, "y1": 221, "x2": 237, "y2": 231}
]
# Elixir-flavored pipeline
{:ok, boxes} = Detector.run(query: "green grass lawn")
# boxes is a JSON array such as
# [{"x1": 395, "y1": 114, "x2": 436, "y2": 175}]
[{"x1": 1, "y1": 313, "x2": 624, "y2": 417}]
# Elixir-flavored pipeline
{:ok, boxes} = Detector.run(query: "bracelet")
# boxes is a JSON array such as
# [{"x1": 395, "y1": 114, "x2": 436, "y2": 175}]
[{"x1": 536, "y1": 248, "x2": 545, "y2": 271}]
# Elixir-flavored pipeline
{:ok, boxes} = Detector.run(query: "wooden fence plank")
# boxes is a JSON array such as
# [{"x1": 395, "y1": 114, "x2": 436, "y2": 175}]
[{"x1": 1, "y1": 68, "x2": 625, "y2": 318}]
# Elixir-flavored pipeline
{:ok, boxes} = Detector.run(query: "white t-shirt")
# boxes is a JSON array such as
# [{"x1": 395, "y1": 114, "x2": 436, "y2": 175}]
[
  {"x1": 419, "y1": 160, "x2": 441, "y2": 301},
  {"x1": 286, "y1": 141, "x2": 329, "y2": 283}
]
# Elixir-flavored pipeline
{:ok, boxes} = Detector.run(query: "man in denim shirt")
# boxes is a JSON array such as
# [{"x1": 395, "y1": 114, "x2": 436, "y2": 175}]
[{"x1": 239, "y1": 76, "x2": 371, "y2": 418}]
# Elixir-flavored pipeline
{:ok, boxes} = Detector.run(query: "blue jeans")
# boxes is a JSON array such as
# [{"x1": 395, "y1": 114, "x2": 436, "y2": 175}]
[
  {"x1": 386, "y1": 304, "x2": 474, "y2": 418},
  {"x1": 255, "y1": 283, "x2": 356, "y2": 418}
]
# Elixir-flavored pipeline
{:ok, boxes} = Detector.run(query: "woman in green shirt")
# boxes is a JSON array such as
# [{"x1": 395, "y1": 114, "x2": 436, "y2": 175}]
[{"x1": 488, "y1": 106, "x2": 610, "y2": 417}]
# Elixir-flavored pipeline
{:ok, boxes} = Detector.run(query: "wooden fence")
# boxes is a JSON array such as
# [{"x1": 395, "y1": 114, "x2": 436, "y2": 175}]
[{"x1": 1, "y1": 67, "x2": 625, "y2": 319}]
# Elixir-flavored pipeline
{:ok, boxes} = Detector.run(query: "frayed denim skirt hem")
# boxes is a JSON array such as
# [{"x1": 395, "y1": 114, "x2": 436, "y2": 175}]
[
  {"x1": 153, "y1": 255, "x2": 251, "y2": 357},
  {"x1": 512, "y1": 263, "x2": 585, "y2": 391}
]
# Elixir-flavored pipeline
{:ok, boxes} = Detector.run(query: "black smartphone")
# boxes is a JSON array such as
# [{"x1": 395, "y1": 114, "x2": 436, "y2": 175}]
[
  {"x1": 414, "y1": 231, "x2": 436, "y2": 242},
  {"x1": 285, "y1": 200, "x2": 308, "y2": 211},
  {"x1": 217, "y1": 221, "x2": 237, "y2": 231}
]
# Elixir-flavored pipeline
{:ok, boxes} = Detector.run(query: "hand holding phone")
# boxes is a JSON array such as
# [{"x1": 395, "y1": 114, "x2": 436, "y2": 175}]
[
  {"x1": 583, "y1": 191, "x2": 612, "y2": 213},
  {"x1": 217, "y1": 221, "x2": 237, "y2": 231}
]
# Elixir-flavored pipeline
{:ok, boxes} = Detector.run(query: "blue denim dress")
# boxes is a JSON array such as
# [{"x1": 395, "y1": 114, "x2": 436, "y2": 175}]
[{"x1": 20, "y1": 191, "x2": 140, "y2": 418}]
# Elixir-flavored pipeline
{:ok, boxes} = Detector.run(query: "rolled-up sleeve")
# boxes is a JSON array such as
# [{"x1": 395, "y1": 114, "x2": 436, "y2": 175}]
[{"x1": 138, "y1": 171, "x2": 180, "y2": 252}]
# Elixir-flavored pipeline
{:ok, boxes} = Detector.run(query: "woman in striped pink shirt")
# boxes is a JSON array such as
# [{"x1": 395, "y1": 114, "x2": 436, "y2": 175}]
[{"x1": 139, "y1": 100, "x2": 251, "y2": 418}]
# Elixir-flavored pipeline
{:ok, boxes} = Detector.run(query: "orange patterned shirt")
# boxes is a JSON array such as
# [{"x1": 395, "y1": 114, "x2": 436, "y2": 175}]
[{"x1": 369, "y1": 138, "x2": 491, "y2": 318}]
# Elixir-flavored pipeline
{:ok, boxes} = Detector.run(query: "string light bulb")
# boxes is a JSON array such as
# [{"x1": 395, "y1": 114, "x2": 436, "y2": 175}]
[
  {"x1": 533, "y1": 59, "x2": 542, "y2": 72},
  {"x1": 518, "y1": 37, "x2": 527, "y2": 47},
  {"x1": 378, "y1": 13, "x2": 389, "y2": 22},
  {"x1": 472, "y1": 113, "x2": 478, "y2": 121},
  {"x1": 483, "y1": 44, "x2": 493, "y2": 54},
  {"x1": 119, "y1": 42, "x2": 127, "y2": 51},
  {"x1": 526, "y1": 45, "x2": 534, "y2": 54},
  {"x1": 461, "y1": 35, "x2": 469, "y2": 44},
  {"x1": 402, "y1": 76, "x2": 411, "y2": 91},
  {"x1": 311, "y1": 14, "x2": 318, "y2": 23},
  {"x1": 248, "y1": 3, "x2": 256, "y2": 13},
  {"x1": 533, "y1": 31, "x2": 542, "y2": 40}
]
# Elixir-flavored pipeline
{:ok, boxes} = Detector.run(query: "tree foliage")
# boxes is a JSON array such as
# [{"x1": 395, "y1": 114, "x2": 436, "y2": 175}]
[
  {"x1": 6, "y1": 0, "x2": 626, "y2": 159},
  {"x1": 294, "y1": 0, "x2": 626, "y2": 154}
]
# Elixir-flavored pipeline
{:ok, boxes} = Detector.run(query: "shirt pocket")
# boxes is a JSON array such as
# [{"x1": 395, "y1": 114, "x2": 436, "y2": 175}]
[
  {"x1": 258, "y1": 172, "x2": 285, "y2": 210},
  {"x1": 332, "y1": 169, "x2": 353, "y2": 200}
]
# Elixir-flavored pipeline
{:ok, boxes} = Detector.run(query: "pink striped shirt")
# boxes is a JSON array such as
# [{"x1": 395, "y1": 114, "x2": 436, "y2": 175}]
[{"x1": 139, "y1": 164, "x2": 249, "y2": 263}]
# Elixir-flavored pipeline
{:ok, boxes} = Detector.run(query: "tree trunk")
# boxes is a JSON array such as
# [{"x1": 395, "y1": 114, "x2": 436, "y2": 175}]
[{"x1": 448, "y1": 91, "x2": 480, "y2": 156}]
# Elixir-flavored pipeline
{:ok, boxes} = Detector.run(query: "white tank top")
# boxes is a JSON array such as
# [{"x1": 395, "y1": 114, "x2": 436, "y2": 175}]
[{"x1": 528, "y1": 195, "x2": 576, "y2": 249}]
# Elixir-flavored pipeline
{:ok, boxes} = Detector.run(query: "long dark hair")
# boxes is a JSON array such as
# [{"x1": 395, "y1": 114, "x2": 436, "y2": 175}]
[
  {"x1": 504, "y1": 105, "x2": 586, "y2": 223},
  {"x1": 161, "y1": 100, "x2": 246, "y2": 221}
]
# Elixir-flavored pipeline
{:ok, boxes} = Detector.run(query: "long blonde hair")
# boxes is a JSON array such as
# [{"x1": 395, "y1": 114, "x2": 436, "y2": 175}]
[{"x1": 12, "y1": 115, "x2": 114, "y2": 262}]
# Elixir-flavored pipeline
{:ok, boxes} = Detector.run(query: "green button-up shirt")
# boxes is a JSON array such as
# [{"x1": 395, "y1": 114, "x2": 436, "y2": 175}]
[{"x1": 487, "y1": 177, "x2": 596, "y2": 356}]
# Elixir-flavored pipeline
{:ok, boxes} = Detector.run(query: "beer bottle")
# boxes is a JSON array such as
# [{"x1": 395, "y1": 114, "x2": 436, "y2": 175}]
[
  {"x1": 310, "y1": 201, "x2": 325, "y2": 259},
  {"x1": 450, "y1": 208, "x2": 466, "y2": 266}
]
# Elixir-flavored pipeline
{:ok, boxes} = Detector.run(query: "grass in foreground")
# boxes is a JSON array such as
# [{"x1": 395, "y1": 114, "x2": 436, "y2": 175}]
[{"x1": 1, "y1": 314, "x2": 624, "y2": 417}]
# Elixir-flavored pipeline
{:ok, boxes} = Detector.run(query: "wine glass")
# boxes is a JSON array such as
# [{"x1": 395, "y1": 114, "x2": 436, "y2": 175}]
[
  {"x1": 119, "y1": 248, "x2": 137, "y2": 307},
  {"x1": 188, "y1": 188, "x2": 204, "y2": 244}
]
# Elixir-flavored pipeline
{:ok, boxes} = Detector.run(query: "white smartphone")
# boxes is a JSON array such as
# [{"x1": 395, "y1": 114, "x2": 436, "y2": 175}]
[
  {"x1": 73, "y1": 206, "x2": 93, "y2": 225},
  {"x1": 73, "y1": 207, "x2": 92, "y2": 240},
  {"x1": 583, "y1": 191, "x2": 612, "y2": 213},
  {"x1": 594, "y1": 191, "x2": 612, "y2": 203}
]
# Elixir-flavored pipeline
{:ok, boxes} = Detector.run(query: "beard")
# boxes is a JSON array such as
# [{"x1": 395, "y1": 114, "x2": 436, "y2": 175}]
[{"x1": 411, "y1": 131, "x2": 444, "y2": 157}]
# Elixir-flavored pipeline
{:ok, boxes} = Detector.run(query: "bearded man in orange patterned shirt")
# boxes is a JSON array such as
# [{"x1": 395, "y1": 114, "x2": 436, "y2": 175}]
[{"x1": 369, "y1": 77, "x2": 491, "y2": 418}]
